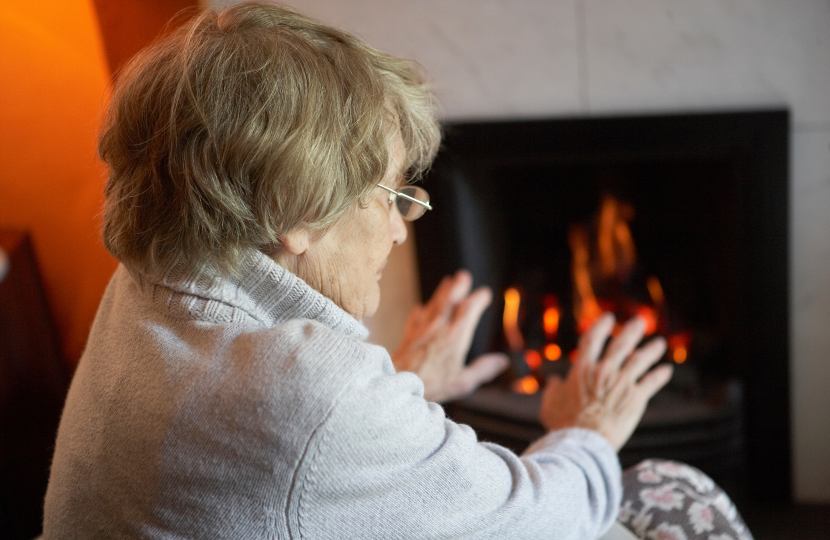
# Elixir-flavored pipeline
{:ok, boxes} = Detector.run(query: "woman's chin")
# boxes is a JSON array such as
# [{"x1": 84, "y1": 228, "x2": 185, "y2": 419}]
[{"x1": 359, "y1": 289, "x2": 382, "y2": 320}]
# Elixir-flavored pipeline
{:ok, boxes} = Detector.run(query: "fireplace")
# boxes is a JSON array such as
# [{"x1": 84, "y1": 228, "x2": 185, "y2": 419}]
[{"x1": 414, "y1": 110, "x2": 790, "y2": 504}]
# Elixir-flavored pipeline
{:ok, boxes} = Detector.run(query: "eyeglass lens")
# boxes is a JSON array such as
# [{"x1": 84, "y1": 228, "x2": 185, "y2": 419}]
[{"x1": 396, "y1": 186, "x2": 430, "y2": 220}]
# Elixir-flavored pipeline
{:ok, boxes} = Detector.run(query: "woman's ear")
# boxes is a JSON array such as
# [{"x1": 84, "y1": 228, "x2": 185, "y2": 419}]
[{"x1": 280, "y1": 228, "x2": 311, "y2": 255}]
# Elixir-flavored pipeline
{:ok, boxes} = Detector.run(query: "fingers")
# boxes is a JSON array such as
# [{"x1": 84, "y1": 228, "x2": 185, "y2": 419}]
[
  {"x1": 595, "y1": 317, "x2": 647, "y2": 387},
  {"x1": 446, "y1": 270, "x2": 474, "y2": 304},
  {"x1": 575, "y1": 313, "x2": 615, "y2": 396},
  {"x1": 605, "y1": 338, "x2": 671, "y2": 406},
  {"x1": 603, "y1": 317, "x2": 646, "y2": 368},
  {"x1": 451, "y1": 286, "x2": 491, "y2": 335},
  {"x1": 423, "y1": 270, "x2": 473, "y2": 323},
  {"x1": 636, "y1": 364, "x2": 673, "y2": 397},
  {"x1": 619, "y1": 336, "x2": 667, "y2": 383},
  {"x1": 455, "y1": 353, "x2": 509, "y2": 395},
  {"x1": 424, "y1": 270, "x2": 489, "y2": 347},
  {"x1": 577, "y1": 313, "x2": 615, "y2": 364},
  {"x1": 440, "y1": 270, "x2": 473, "y2": 304},
  {"x1": 609, "y1": 362, "x2": 673, "y2": 406},
  {"x1": 422, "y1": 286, "x2": 491, "y2": 375},
  {"x1": 427, "y1": 353, "x2": 508, "y2": 403}
]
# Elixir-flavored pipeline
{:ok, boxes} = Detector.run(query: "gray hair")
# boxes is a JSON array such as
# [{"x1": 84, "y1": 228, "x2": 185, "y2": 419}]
[{"x1": 99, "y1": 1, "x2": 440, "y2": 277}]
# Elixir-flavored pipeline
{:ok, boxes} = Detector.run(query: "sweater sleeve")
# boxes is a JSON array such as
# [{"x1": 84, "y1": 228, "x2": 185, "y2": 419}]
[{"x1": 288, "y1": 344, "x2": 622, "y2": 540}]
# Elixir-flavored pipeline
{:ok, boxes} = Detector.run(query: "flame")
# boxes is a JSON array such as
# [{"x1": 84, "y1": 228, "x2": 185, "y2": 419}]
[
  {"x1": 668, "y1": 332, "x2": 691, "y2": 364},
  {"x1": 512, "y1": 375, "x2": 539, "y2": 394},
  {"x1": 597, "y1": 195, "x2": 636, "y2": 280},
  {"x1": 569, "y1": 227, "x2": 603, "y2": 333},
  {"x1": 570, "y1": 195, "x2": 672, "y2": 339},
  {"x1": 646, "y1": 276, "x2": 665, "y2": 307},
  {"x1": 544, "y1": 344, "x2": 562, "y2": 361},
  {"x1": 524, "y1": 350, "x2": 542, "y2": 370},
  {"x1": 503, "y1": 287, "x2": 524, "y2": 351},
  {"x1": 636, "y1": 305, "x2": 658, "y2": 335},
  {"x1": 543, "y1": 307, "x2": 560, "y2": 336}
]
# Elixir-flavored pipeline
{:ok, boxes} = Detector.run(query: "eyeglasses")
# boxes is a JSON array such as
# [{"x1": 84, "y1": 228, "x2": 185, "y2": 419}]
[{"x1": 377, "y1": 184, "x2": 432, "y2": 221}]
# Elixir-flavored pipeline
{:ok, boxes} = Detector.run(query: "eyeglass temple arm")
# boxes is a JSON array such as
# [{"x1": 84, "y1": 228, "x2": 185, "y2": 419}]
[{"x1": 377, "y1": 184, "x2": 433, "y2": 211}]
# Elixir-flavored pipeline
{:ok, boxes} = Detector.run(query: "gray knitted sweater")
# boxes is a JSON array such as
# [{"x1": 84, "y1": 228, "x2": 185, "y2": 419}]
[{"x1": 43, "y1": 251, "x2": 621, "y2": 539}]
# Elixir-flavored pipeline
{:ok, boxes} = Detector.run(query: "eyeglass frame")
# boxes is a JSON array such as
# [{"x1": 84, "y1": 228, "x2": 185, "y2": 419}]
[{"x1": 376, "y1": 184, "x2": 433, "y2": 219}]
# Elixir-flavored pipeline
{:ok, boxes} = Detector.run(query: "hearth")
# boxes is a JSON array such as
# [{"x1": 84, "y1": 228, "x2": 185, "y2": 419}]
[{"x1": 415, "y1": 110, "x2": 789, "y2": 504}]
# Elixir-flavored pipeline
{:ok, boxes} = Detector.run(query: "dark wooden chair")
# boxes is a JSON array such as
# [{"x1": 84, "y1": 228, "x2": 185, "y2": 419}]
[{"x1": 0, "y1": 231, "x2": 71, "y2": 540}]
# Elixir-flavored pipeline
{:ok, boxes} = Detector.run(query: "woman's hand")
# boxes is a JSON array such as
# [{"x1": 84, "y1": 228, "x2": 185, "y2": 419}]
[
  {"x1": 539, "y1": 313, "x2": 673, "y2": 452},
  {"x1": 392, "y1": 270, "x2": 509, "y2": 403}
]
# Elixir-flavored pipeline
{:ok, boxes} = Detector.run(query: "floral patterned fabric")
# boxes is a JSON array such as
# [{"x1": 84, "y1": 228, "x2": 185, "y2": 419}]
[{"x1": 617, "y1": 460, "x2": 754, "y2": 540}]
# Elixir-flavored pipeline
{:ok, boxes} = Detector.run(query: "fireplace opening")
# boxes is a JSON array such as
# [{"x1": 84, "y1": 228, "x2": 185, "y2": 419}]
[{"x1": 414, "y1": 110, "x2": 790, "y2": 504}]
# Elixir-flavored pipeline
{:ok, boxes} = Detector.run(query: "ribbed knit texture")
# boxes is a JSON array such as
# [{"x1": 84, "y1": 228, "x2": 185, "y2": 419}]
[{"x1": 43, "y1": 250, "x2": 622, "y2": 539}]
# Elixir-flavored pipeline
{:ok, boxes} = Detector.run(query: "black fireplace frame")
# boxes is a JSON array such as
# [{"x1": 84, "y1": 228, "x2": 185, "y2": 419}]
[{"x1": 414, "y1": 110, "x2": 790, "y2": 504}]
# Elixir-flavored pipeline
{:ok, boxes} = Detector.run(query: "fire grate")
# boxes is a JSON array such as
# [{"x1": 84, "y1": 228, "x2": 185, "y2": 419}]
[{"x1": 445, "y1": 380, "x2": 744, "y2": 498}]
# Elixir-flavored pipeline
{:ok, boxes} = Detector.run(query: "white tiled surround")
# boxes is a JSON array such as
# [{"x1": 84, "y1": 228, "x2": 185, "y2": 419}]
[
  {"x1": 583, "y1": 0, "x2": 830, "y2": 124},
  {"x1": 212, "y1": 0, "x2": 830, "y2": 502}
]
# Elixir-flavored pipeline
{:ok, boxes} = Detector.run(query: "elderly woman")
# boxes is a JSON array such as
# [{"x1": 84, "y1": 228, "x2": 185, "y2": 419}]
[{"x1": 43, "y1": 3, "x2": 752, "y2": 540}]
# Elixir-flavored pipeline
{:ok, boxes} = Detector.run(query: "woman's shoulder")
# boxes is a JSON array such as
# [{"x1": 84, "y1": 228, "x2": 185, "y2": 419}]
[{"x1": 230, "y1": 318, "x2": 397, "y2": 399}]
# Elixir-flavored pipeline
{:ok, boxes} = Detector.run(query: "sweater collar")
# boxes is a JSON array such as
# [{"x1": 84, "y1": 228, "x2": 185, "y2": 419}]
[{"x1": 132, "y1": 250, "x2": 369, "y2": 340}]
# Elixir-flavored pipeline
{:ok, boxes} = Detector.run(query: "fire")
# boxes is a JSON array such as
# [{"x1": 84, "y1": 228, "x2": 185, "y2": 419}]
[
  {"x1": 569, "y1": 227, "x2": 603, "y2": 333},
  {"x1": 597, "y1": 195, "x2": 636, "y2": 280},
  {"x1": 524, "y1": 350, "x2": 542, "y2": 370},
  {"x1": 569, "y1": 195, "x2": 684, "y2": 347},
  {"x1": 668, "y1": 332, "x2": 691, "y2": 364},
  {"x1": 544, "y1": 344, "x2": 561, "y2": 361},
  {"x1": 500, "y1": 195, "x2": 694, "y2": 395},
  {"x1": 636, "y1": 305, "x2": 658, "y2": 335},
  {"x1": 503, "y1": 287, "x2": 524, "y2": 351},
  {"x1": 543, "y1": 307, "x2": 560, "y2": 336},
  {"x1": 646, "y1": 276, "x2": 665, "y2": 307},
  {"x1": 503, "y1": 288, "x2": 561, "y2": 391},
  {"x1": 512, "y1": 375, "x2": 539, "y2": 395}
]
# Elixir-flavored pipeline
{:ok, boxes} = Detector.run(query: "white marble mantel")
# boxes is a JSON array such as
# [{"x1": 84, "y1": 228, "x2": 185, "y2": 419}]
[{"x1": 212, "y1": 0, "x2": 830, "y2": 503}]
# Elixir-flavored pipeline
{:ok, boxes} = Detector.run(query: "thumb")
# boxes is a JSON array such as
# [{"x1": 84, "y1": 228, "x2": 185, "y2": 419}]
[{"x1": 455, "y1": 353, "x2": 509, "y2": 395}]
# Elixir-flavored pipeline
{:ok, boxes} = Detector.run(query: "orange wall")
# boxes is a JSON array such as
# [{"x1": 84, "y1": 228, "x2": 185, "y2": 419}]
[
  {"x1": 0, "y1": 0, "x2": 199, "y2": 366},
  {"x1": 0, "y1": 0, "x2": 115, "y2": 366},
  {"x1": 93, "y1": 0, "x2": 197, "y2": 77}
]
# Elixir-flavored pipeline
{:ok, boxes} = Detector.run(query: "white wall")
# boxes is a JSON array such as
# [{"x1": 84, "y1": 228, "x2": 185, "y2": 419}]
[{"x1": 212, "y1": 0, "x2": 830, "y2": 503}]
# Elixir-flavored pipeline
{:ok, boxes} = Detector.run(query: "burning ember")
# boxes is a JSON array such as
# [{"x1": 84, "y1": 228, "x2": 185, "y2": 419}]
[
  {"x1": 503, "y1": 194, "x2": 692, "y2": 394},
  {"x1": 544, "y1": 344, "x2": 561, "y2": 361},
  {"x1": 503, "y1": 287, "x2": 524, "y2": 352},
  {"x1": 504, "y1": 287, "x2": 567, "y2": 395}
]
